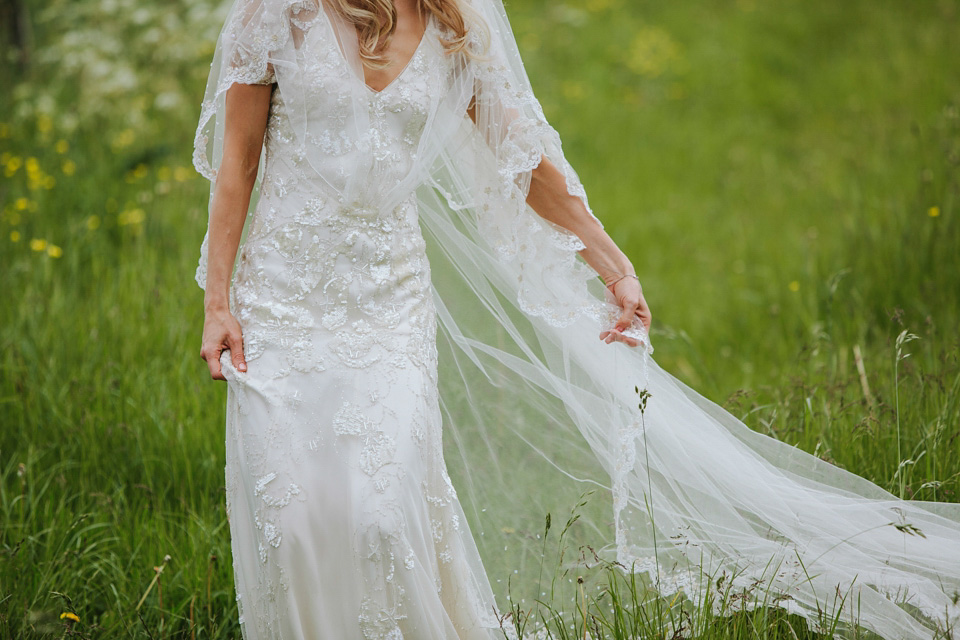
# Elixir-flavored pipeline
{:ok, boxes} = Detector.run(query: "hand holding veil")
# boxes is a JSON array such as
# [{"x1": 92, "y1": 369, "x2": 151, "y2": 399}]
[{"x1": 192, "y1": 0, "x2": 960, "y2": 637}]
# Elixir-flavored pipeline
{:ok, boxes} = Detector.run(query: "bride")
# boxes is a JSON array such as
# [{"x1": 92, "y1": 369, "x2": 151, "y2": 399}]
[{"x1": 194, "y1": 0, "x2": 960, "y2": 637}]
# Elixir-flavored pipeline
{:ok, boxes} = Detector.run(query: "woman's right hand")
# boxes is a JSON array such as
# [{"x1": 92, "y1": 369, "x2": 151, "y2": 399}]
[
  {"x1": 599, "y1": 276, "x2": 652, "y2": 348},
  {"x1": 200, "y1": 307, "x2": 247, "y2": 381}
]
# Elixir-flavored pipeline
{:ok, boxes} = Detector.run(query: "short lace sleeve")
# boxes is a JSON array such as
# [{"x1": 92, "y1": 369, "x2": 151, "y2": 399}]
[
  {"x1": 448, "y1": 10, "x2": 609, "y2": 328},
  {"x1": 218, "y1": 0, "x2": 299, "y2": 87},
  {"x1": 193, "y1": 0, "x2": 321, "y2": 290},
  {"x1": 240, "y1": 62, "x2": 276, "y2": 85}
]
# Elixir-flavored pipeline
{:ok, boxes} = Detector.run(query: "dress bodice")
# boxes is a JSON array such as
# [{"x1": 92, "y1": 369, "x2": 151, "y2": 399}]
[
  {"x1": 258, "y1": 16, "x2": 447, "y2": 209},
  {"x1": 231, "y1": 18, "x2": 452, "y2": 376}
]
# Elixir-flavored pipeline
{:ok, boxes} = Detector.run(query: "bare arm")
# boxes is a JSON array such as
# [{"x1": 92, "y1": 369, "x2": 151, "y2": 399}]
[
  {"x1": 528, "y1": 158, "x2": 652, "y2": 345},
  {"x1": 199, "y1": 82, "x2": 273, "y2": 380},
  {"x1": 467, "y1": 104, "x2": 651, "y2": 345}
]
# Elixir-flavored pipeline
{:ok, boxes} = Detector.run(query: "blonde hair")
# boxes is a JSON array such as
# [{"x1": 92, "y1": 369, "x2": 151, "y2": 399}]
[{"x1": 325, "y1": 0, "x2": 488, "y2": 68}]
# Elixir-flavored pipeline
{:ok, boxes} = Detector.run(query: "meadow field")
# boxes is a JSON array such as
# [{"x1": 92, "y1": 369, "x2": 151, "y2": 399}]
[{"x1": 2, "y1": 0, "x2": 959, "y2": 637}]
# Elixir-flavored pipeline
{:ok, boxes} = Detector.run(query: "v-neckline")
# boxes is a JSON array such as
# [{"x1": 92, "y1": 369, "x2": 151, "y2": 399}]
[{"x1": 357, "y1": 17, "x2": 433, "y2": 96}]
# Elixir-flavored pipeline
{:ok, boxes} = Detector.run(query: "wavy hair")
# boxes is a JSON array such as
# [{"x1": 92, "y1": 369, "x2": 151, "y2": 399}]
[{"x1": 325, "y1": 0, "x2": 489, "y2": 68}]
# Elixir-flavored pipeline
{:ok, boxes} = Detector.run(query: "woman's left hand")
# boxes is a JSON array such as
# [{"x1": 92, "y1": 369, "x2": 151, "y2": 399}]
[{"x1": 599, "y1": 276, "x2": 652, "y2": 347}]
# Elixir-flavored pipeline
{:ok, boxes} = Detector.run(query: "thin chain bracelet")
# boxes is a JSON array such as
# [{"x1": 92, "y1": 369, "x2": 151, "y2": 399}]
[{"x1": 605, "y1": 273, "x2": 640, "y2": 289}]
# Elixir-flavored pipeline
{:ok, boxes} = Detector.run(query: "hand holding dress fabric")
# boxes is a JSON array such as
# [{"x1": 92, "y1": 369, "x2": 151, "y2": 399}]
[
  {"x1": 599, "y1": 275, "x2": 651, "y2": 347},
  {"x1": 200, "y1": 307, "x2": 248, "y2": 380}
]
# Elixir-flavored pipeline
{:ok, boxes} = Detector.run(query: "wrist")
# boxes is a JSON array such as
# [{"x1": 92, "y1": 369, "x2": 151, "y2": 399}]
[
  {"x1": 581, "y1": 249, "x2": 634, "y2": 281},
  {"x1": 598, "y1": 261, "x2": 637, "y2": 285},
  {"x1": 600, "y1": 250, "x2": 635, "y2": 280},
  {"x1": 604, "y1": 273, "x2": 640, "y2": 289},
  {"x1": 610, "y1": 254, "x2": 636, "y2": 278},
  {"x1": 204, "y1": 295, "x2": 230, "y2": 313}
]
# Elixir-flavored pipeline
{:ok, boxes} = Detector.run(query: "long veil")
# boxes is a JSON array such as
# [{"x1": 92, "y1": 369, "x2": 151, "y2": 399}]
[{"x1": 192, "y1": 0, "x2": 960, "y2": 637}]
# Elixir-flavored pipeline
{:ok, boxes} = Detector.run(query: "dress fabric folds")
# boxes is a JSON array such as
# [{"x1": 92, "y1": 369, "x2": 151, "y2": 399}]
[{"x1": 192, "y1": 0, "x2": 960, "y2": 638}]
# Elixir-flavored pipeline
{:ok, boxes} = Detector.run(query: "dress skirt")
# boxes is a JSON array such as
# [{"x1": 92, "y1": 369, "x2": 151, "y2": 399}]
[{"x1": 217, "y1": 191, "x2": 503, "y2": 639}]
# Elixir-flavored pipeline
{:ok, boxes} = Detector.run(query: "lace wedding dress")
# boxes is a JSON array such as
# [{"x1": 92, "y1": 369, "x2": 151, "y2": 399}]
[
  {"x1": 194, "y1": 0, "x2": 960, "y2": 638},
  {"x1": 213, "y1": 15, "x2": 505, "y2": 639}
]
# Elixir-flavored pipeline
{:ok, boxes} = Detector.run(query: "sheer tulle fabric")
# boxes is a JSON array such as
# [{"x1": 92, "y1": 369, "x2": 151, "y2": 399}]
[{"x1": 193, "y1": 0, "x2": 960, "y2": 638}]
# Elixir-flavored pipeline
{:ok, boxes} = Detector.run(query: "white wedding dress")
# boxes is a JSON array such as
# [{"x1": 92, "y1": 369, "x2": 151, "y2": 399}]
[
  {"x1": 216, "y1": 16, "x2": 505, "y2": 639},
  {"x1": 194, "y1": 1, "x2": 960, "y2": 638}
]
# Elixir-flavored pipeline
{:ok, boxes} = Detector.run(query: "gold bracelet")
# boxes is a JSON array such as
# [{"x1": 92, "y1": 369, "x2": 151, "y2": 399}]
[{"x1": 605, "y1": 273, "x2": 640, "y2": 289}]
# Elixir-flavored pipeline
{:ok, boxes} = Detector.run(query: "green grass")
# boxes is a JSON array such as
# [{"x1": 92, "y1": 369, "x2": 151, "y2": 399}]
[{"x1": 2, "y1": 0, "x2": 959, "y2": 637}]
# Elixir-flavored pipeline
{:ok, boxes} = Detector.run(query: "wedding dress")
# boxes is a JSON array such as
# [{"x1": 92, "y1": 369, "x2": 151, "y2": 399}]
[
  {"x1": 193, "y1": 0, "x2": 960, "y2": 638},
  {"x1": 208, "y1": 15, "x2": 505, "y2": 639}
]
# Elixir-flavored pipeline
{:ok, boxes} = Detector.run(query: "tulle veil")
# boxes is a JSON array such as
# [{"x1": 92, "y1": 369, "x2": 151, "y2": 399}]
[{"x1": 191, "y1": 0, "x2": 960, "y2": 637}]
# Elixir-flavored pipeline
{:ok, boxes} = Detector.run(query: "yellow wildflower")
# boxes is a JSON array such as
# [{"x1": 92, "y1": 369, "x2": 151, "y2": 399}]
[
  {"x1": 36, "y1": 114, "x2": 53, "y2": 134},
  {"x1": 928, "y1": 206, "x2": 940, "y2": 218},
  {"x1": 10, "y1": 230, "x2": 20, "y2": 242},
  {"x1": 111, "y1": 129, "x2": 136, "y2": 150},
  {"x1": 47, "y1": 244, "x2": 63, "y2": 258},
  {"x1": 157, "y1": 166, "x2": 172, "y2": 182},
  {"x1": 86, "y1": 215, "x2": 101, "y2": 230},
  {"x1": 55, "y1": 139, "x2": 69, "y2": 154},
  {"x1": 173, "y1": 166, "x2": 192, "y2": 182},
  {"x1": 4, "y1": 155, "x2": 21, "y2": 177},
  {"x1": 30, "y1": 238, "x2": 47, "y2": 252},
  {"x1": 14, "y1": 197, "x2": 30, "y2": 211},
  {"x1": 59, "y1": 612, "x2": 80, "y2": 622},
  {"x1": 788, "y1": 281, "x2": 800, "y2": 292},
  {"x1": 126, "y1": 164, "x2": 150, "y2": 184},
  {"x1": 118, "y1": 208, "x2": 146, "y2": 226},
  {"x1": 24, "y1": 158, "x2": 55, "y2": 191},
  {"x1": 63, "y1": 159, "x2": 76, "y2": 176}
]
